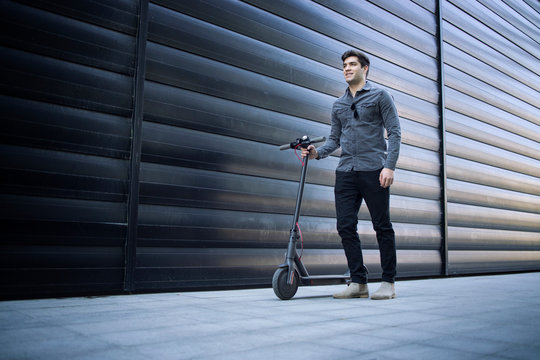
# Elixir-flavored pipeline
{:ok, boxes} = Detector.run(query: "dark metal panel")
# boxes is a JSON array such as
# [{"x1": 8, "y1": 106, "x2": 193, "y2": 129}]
[
  {"x1": 0, "y1": 145, "x2": 128, "y2": 201},
  {"x1": 314, "y1": 0, "x2": 438, "y2": 56},
  {"x1": 1, "y1": 220, "x2": 126, "y2": 247},
  {"x1": 13, "y1": 0, "x2": 139, "y2": 35},
  {"x1": 140, "y1": 122, "x2": 440, "y2": 183},
  {"x1": 411, "y1": 0, "x2": 437, "y2": 14},
  {"x1": 368, "y1": 0, "x2": 437, "y2": 34},
  {"x1": 444, "y1": 1, "x2": 539, "y2": 75},
  {"x1": 448, "y1": 250, "x2": 540, "y2": 274},
  {"x1": 445, "y1": 66, "x2": 539, "y2": 126},
  {"x1": 449, "y1": 227, "x2": 540, "y2": 251},
  {"x1": 401, "y1": 119, "x2": 440, "y2": 151},
  {"x1": 149, "y1": 0, "x2": 438, "y2": 104},
  {"x1": 447, "y1": 203, "x2": 539, "y2": 232},
  {"x1": 124, "y1": 0, "x2": 149, "y2": 292},
  {"x1": 145, "y1": 43, "x2": 334, "y2": 123},
  {"x1": 137, "y1": 203, "x2": 441, "y2": 251},
  {"x1": 134, "y1": 247, "x2": 441, "y2": 290},
  {"x1": 447, "y1": 156, "x2": 540, "y2": 196},
  {"x1": 1, "y1": 1, "x2": 136, "y2": 75},
  {"x1": 0, "y1": 194, "x2": 126, "y2": 224},
  {"x1": 0, "y1": 96, "x2": 131, "y2": 159},
  {"x1": 147, "y1": 3, "x2": 342, "y2": 97},
  {"x1": 243, "y1": 0, "x2": 439, "y2": 80},
  {"x1": 1, "y1": 47, "x2": 133, "y2": 117},
  {"x1": 444, "y1": 43, "x2": 540, "y2": 108},
  {"x1": 446, "y1": 110, "x2": 540, "y2": 161},
  {"x1": 446, "y1": 133, "x2": 540, "y2": 178},
  {"x1": 442, "y1": 20, "x2": 540, "y2": 92},
  {"x1": 445, "y1": 87, "x2": 540, "y2": 143},
  {"x1": 0, "y1": 0, "x2": 138, "y2": 299},
  {"x1": 448, "y1": 0, "x2": 540, "y2": 59},
  {"x1": 503, "y1": 0, "x2": 540, "y2": 28},
  {"x1": 139, "y1": 163, "x2": 440, "y2": 203},
  {"x1": 447, "y1": 178, "x2": 540, "y2": 214}
]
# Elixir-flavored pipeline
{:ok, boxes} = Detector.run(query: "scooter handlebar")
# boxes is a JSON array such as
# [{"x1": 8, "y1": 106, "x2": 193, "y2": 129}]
[{"x1": 279, "y1": 135, "x2": 326, "y2": 150}]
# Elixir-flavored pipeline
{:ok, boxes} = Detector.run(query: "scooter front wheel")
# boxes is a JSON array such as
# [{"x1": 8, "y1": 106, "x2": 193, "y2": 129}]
[{"x1": 272, "y1": 267, "x2": 299, "y2": 300}]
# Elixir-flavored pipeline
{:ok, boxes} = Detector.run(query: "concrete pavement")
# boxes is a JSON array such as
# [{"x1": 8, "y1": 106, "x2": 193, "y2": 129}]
[{"x1": 1, "y1": 272, "x2": 539, "y2": 359}]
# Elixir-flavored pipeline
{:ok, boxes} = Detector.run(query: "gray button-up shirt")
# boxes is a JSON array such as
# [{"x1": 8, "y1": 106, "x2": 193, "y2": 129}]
[{"x1": 316, "y1": 81, "x2": 401, "y2": 171}]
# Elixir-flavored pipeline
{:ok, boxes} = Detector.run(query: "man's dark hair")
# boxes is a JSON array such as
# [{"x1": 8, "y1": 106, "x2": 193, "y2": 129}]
[{"x1": 341, "y1": 49, "x2": 370, "y2": 77}]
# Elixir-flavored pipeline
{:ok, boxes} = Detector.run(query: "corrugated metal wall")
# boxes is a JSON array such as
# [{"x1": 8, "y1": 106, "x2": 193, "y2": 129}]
[
  {"x1": 442, "y1": 0, "x2": 540, "y2": 273},
  {"x1": 1, "y1": 0, "x2": 139, "y2": 298},
  {"x1": 0, "y1": 0, "x2": 538, "y2": 299}
]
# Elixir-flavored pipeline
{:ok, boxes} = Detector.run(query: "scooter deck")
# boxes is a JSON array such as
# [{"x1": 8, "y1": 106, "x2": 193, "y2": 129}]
[{"x1": 300, "y1": 275, "x2": 350, "y2": 286}]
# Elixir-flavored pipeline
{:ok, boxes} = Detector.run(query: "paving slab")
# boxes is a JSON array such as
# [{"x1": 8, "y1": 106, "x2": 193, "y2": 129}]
[{"x1": 1, "y1": 272, "x2": 539, "y2": 360}]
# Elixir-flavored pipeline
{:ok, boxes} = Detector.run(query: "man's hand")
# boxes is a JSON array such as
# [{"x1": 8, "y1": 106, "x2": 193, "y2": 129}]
[
  {"x1": 379, "y1": 168, "x2": 394, "y2": 188},
  {"x1": 301, "y1": 145, "x2": 318, "y2": 159}
]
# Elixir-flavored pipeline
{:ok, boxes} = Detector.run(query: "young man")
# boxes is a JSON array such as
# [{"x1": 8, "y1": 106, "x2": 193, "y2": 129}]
[{"x1": 302, "y1": 49, "x2": 401, "y2": 300}]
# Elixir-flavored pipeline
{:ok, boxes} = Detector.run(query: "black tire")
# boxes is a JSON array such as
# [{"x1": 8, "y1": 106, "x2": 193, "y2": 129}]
[{"x1": 272, "y1": 267, "x2": 299, "y2": 300}]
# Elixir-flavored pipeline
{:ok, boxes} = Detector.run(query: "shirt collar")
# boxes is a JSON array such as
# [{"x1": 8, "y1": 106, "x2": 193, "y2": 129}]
[{"x1": 346, "y1": 80, "x2": 372, "y2": 98}]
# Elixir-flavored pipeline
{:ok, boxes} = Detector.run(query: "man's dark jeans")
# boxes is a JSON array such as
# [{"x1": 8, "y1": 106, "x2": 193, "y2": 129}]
[{"x1": 334, "y1": 169, "x2": 396, "y2": 284}]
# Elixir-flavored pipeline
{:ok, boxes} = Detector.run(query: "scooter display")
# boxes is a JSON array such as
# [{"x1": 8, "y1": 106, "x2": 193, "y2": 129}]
[{"x1": 272, "y1": 135, "x2": 351, "y2": 300}]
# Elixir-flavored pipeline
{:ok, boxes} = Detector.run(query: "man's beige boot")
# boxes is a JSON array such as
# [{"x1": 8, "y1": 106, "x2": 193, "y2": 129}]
[
  {"x1": 371, "y1": 281, "x2": 395, "y2": 300},
  {"x1": 333, "y1": 283, "x2": 369, "y2": 299}
]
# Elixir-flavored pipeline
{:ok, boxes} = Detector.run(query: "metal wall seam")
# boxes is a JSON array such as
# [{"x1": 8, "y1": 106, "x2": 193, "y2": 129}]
[
  {"x1": 437, "y1": 0, "x2": 449, "y2": 276},
  {"x1": 124, "y1": 0, "x2": 149, "y2": 292}
]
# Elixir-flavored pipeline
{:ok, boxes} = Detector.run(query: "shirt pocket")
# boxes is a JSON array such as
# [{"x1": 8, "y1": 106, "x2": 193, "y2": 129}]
[
  {"x1": 357, "y1": 102, "x2": 379, "y2": 124},
  {"x1": 335, "y1": 107, "x2": 352, "y2": 127}
]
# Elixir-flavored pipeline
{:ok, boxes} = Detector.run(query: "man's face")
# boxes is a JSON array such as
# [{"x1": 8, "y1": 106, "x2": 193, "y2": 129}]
[{"x1": 343, "y1": 56, "x2": 368, "y2": 85}]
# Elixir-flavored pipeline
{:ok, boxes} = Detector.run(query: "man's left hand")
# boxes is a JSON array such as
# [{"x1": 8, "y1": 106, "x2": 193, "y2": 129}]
[{"x1": 379, "y1": 168, "x2": 394, "y2": 188}]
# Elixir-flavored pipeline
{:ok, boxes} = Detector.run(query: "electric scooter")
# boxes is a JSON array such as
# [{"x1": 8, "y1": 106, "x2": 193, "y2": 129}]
[{"x1": 272, "y1": 135, "x2": 351, "y2": 300}]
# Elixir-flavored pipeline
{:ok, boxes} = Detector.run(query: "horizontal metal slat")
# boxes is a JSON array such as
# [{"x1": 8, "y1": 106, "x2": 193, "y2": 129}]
[
  {"x1": 133, "y1": 248, "x2": 441, "y2": 290},
  {"x1": 444, "y1": 44, "x2": 540, "y2": 109},
  {"x1": 13, "y1": 0, "x2": 138, "y2": 35},
  {"x1": 449, "y1": 226, "x2": 540, "y2": 251},
  {"x1": 478, "y1": 0, "x2": 540, "y2": 44},
  {"x1": 0, "y1": 96, "x2": 131, "y2": 158},
  {"x1": 446, "y1": 133, "x2": 540, "y2": 177},
  {"x1": 367, "y1": 0, "x2": 437, "y2": 34},
  {"x1": 149, "y1": 1, "x2": 438, "y2": 104},
  {"x1": 145, "y1": 43, "x2": 334, "y2": 123},
  {"x1": 443, "y1": 21, "x2": 539, "y2": 92},
  {"x1": 0, "y1": 145, "x2": 128, "y2": 180},
  {"x1": 137, "y1": 202, "x2": 440, "y2": 250},
  {"x1": 141, "y1": 123, "x2": 441, "y2": 181},
  {"x1": 1, "y1": 219, "x2": 126, "y2": 247},
  {"x1": 444, "y1": 1, "x2": 539, "y2": 76},
  {"x1": 139, "y1": 162, "x2": 440, "y2": 201},
  {"x1": 1, "y1": 1, "x2": 136, "y2": 75},
  {"x1": 0, "y1": 246, "x2": 124, "y2": 269},
  {"x1": 447, "y1": 156, "x2": 540, "y2": 195},
  {"x1": 314, "y1": 0, "x2": 438, "y2": 56},
  {"x1": 445, "y1": 87, "x2": 540, "y2": 143},
  {"x1": 444, "y1": 66, "x2": 539, "y2": 126},
  {"x1": 448, "y1": 250, "x2": 540, "y2": 274},
  {"x1": 447, "y1": 0, "x2": 540, "y2": 61},
  {"x1": 243, "y1": 0, "x2": 438, "y2": 80},
  {"x1": 1, "y1": 47, "x2": 133, "y2": 117},
  {"x1": 446, "y1": 110, "x2": 540, "y2": 161},
  {"x1": 447, "y1": 178, "x2": 540, "y2": 213},
  {"x1": 0, "y1": 194, "x2": 126, "y2": 224},
  {"x1": 448, "y1": 203, "x2": 540, "y2": 232}
]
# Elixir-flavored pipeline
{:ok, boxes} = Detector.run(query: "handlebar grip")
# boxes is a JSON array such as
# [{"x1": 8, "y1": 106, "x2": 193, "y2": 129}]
[
  {"x1": 279, "y1": 143, "x2": 292, "y2": 151},
  {"x1": 279, "y1": 135, "x2": 326, "y2": 150}
]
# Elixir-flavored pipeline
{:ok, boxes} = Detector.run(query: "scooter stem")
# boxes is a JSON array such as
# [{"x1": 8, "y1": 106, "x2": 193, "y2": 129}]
[{"x1": 286, "y1": 155, "x2": 310, "y2": 284}]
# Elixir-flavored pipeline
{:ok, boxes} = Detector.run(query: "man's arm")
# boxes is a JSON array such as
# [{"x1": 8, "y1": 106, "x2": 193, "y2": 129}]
[{"x1": 379, "y1": 90, "x2": 401, "y2": 188}]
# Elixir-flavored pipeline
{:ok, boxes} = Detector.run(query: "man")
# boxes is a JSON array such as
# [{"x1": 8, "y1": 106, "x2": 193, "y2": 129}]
[{"x1": 302, "y1": 49, "x2": 401, "y2": 300}]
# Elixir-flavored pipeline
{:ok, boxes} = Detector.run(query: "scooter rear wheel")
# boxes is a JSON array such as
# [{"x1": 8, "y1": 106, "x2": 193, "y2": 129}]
[{"x1": 272, "y1": 267, "x2": 299, "y2": 300}]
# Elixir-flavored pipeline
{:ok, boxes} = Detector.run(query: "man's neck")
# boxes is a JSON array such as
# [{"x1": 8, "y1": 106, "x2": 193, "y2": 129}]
[{"x1": 348, "y1": 80, "x2": 366, "y2": 97}]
